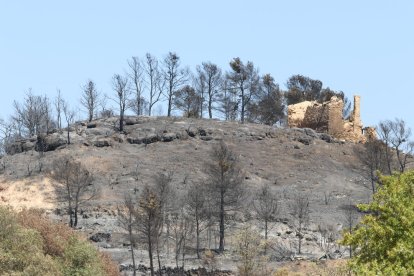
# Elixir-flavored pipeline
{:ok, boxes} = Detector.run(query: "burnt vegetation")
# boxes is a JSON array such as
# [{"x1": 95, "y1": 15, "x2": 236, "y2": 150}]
[{"x1": 0, "y1": 51, "x2": 413, "y2": 275}]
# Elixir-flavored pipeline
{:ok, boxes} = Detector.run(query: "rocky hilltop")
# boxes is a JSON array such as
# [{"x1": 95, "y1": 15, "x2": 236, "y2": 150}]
[{"x1": 0, "y1": 116, "x2": 372, "y2": 274}]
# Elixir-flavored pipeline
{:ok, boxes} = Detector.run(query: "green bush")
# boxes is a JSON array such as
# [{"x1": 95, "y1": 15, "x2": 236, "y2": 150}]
[
  {"x1": 0, "y1": 207, "x2": 119, "y2": 276},
  {"x1": 61, "y1": 236, "x2": 105, "y2": 276}
]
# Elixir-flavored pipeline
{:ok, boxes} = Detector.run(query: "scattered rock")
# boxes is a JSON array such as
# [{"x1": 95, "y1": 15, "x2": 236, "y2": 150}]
[
  {"x1": 198, "y1": 128, "x2": 207, "y2": 136},
  {"x1": 162, "y1": 132, "x2": 177, "y2": 142},
  {"x1": 93, "y1": 139, "x2": 112, "y2": 147},
  {"x1": 87, "y1": 122, "x2": 97, "y2": 128},
  {"x1": 200, "y1": 136, "x2": 213, "y2": 141},
  {"x1": 318, "y1": 133, "x2": 332, "y2": 143},
  {"x1": 89, "y1": 232, "x2": 111, "y2": 243},
  {"x1": 186, "y1": 127, "x2": 197, "y2": 137},
  {"x1": 303, "y1": 128, "x2": 318, "y2": 138},
  {"x1": 297, "y1": 137, "x2": 312, "y2": 145}
]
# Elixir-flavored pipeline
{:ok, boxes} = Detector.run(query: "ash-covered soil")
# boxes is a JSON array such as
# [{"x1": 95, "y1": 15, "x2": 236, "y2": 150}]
[{"x1": 0, "y1": 116, "x2": 375, "y2": 274}]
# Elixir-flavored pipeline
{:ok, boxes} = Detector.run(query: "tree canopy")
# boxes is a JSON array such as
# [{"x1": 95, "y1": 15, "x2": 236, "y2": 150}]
[{"x1": 342, "y1": 171, "x2": 414, "y2": 275}]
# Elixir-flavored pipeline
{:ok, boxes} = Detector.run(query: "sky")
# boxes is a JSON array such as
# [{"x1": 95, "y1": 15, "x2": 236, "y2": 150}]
[{"x1": 1, "y1": 1, "x2": 413, "y2": 129}]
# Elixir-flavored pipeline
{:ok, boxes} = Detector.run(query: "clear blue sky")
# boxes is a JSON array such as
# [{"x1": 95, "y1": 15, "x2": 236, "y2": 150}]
[{"x1": 1, "y1": 1, "x2": 413, "y2": 129}]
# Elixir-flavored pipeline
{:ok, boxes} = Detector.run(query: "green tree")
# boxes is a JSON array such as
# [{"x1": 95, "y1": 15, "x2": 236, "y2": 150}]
[{"x1": 342, "y1": 171, "x2": 414, "y2": 275}]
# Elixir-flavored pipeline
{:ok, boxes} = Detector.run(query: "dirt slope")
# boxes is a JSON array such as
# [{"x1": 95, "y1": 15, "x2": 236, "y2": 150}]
[{"x1": 0, "y1": 116, "x2": 372, "y2": 273}]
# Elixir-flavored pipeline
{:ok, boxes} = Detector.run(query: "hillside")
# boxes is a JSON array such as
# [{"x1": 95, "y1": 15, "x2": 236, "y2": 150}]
[{"x1": 0, "y1": 116, "x2": 373, "y2": 274}]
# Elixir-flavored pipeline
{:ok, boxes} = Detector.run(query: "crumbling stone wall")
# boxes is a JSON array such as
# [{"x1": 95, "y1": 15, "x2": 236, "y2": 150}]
[{"x1": 288, "y1": 95, "x2": 371, "y2": 143}]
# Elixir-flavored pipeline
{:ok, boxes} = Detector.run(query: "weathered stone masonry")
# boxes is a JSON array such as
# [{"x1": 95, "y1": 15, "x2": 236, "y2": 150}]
[{"x1": 288, "y1": 95, "x2": 374, "y2": 143}]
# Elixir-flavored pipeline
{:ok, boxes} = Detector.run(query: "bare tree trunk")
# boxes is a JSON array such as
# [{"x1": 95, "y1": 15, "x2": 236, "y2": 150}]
[
  {"x1": 219, "y1": 190, "x2": 225, "y2": 252},
  {"x1": 240, "y1": 88, "x2": 245, "y2": 124},
  {"x1": 208, "y1": 98, "x2": 213, "y2": 119},
  {"x1": 196, "y1": 217, "x2": 200, "y2": 259},
  {"x1": 148, "y1": 231, "x2": 154, "y2": 276},
  {"x1": 74, "y1": 205, "x2": 78, "y2": 227},
  {"x1": 298, "y1": 222, "x2": 302, "y2": 255},
  {"x1": 129, "y1": 214, "x2": 136, "y2": 276},
  {"x1": 264, "y1": 219, "x2": 268, "y2": 255},
  {"x1": 156, "y1": 241, "x2": 161, "y2": 276}
]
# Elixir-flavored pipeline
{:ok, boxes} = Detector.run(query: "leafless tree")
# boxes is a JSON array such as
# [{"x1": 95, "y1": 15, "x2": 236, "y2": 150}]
[
  {"x1": 162, "y1": 52, "x2": 189, "y2": 116},
  {"x1": 80, "y1": 79, "x2": 100, "y2": 122},
  {"x1": 193, "y1": 69, "x2": 206, "y2": 118},
  {"x1": 0, "y1": 119, "x2": 15, "y2": 155},
  {"x1": 118, "y1": 194, "x2": 137, "y2": 276},
  {"x1": 290, "y1": 193, "x2": 310, "y2": 255},
  {"x1": 342, "y1": 201, "x2": 358, "y2": 258},
  {"x1": 173, "y1": 85, "x2": 201, "y2": 118},
  {"x1": 144, "y1": 53, "x2": 164, "y2": 116},
  {"x1": 316, "y1": 224, "x2": 339, "y2": 259},
  {"x1": 253, "y1": 184, "x2": 279, "y2": 254},
  {"x1": 111, "y1": 74, "x2": 130, "y2": 132},
  {"x1": 51, "y1": 156, "x2": 98, "y2": 227},
  {"x1": 153, "y1": 171, "x2": 175, "y2": 268},
  {"x1": 186, "y1": 181, "x2": 211, "y2": 258},
  {"x1": 195, "y1": 62, "x2": 223, "y2": 118},
  {"x1": 357, "y1": 140, "x2": 387, "y2": 194},
  {"x1": 170, "y1": 203, "x2": 194, "y2": 269},
  {"x1": 13, "y1": 90, "x2": 51, "y2": 136},
  {"x1": 389, "y1": 118, "x2": 413, "y2": 173},
  {"x1": 135, "y1": 185, "x2": 162, "y2": 276},
  {"x1": 219, "y1": 80, "x2": 238, "y2": 121},
  {"x1": 54, "y1": 89, "x2": 64, "y2": 130},
  {"x1": 377, "y1": 120, "x2": 394, "y2": 174},
  {"x1": 226, "y1": 58, "x2": 260, "y2": 123},
  {"x1": 205, "y1": 141, "x2": 244, "y2": 253},
  {"x1": 127, "y1": 57, "x2": 147, "y2": 116},
  {"x1": 62, "y1": 100, "x2": 75, "y2": 144}
]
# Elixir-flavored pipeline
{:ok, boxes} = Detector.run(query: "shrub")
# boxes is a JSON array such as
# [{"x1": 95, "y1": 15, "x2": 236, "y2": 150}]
[{"x1": 0, "y1": 207, "x2": 119, "y2": 275}]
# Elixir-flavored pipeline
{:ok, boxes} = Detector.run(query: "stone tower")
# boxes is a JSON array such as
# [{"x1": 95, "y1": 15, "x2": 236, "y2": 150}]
[{"x1": 350, "y1": 95, "x2": 362, "y2": 133}]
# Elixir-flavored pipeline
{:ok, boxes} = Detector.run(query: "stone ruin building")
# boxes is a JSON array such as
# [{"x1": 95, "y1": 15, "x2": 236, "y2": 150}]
[{"x1": 287, "y1": 95, "x2": 375, "y2": 143}]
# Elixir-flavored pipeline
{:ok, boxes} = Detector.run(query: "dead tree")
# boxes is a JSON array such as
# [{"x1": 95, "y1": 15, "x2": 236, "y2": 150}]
[
  {"x1": 80, "y1": 79, "x2": 100, "y2": 122},
  {"x1": 377, "y1": 120, "x2": 394, "y2": 174},
  {"x1": 127, "y1": 57, "x2": 146, "y2": 116},
  {"x1": 195, "y1": 62, "x2": 223, "y2": 118},
  {"x1": 62, "y1": 100, "x2": 75, "y2": 144},
  {"x1": 54, "y1": 89, "x2": 64, "y2": 130},
  {"x1": 186, "y1": 181, "x2": 211, "y2": 258},
  {"x1": 290, "y1": 193, "x2": 310, "y2": 255},
  {"x1": 205, "y1": 141, "x2": 244, "y2": 253},
  {"x1": 135, "y1": 185, "x2": 162, "y2": 276},
  {"x1": 343, "y1": 201, "x2": 358, "y2": 258},
  {"x1": 316, "y1": 224, "x2": 339, "y2": 259},
  {"x1": 12, "y1": 90, "x2": 51, "y2": 136},
  {"x1": 389, "y1": 118, "x2": 413, "y2": 173},
  {"x1": 162, "y1": 52, "x2": 188, "y2": 116},
  {"x1": 51, "y1": 156, "x2": 98, "y2": 227},
  {"x1": 170, "y1": 203, "x2": 194, "y2": 269},
  {"x1": 357, "y1": 140, "x2": 387, "y2": 195},
  {"x1": 118, "y1": 194, "x2": 137, "y2": 276},
  {"x1": 111, "y1": 74, "x2": 130, "y2": 132},
  {"x1": 253, "y1": 184, "x2": 279, "y2": 254},
  {"x1": 144, "y1": 53, "x2": 164, "y2": 116},
  {"x1": 226, "y1": 58, "x2": 260, "y2": 123},
  {"x1": 153, "y1": 171, "x2": 175, "y2": 270}
]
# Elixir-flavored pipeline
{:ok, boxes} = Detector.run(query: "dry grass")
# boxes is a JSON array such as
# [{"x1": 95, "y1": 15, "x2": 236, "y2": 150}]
[{"x1": 0, "y1": 176, "x2": 56, "y2": 210}]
